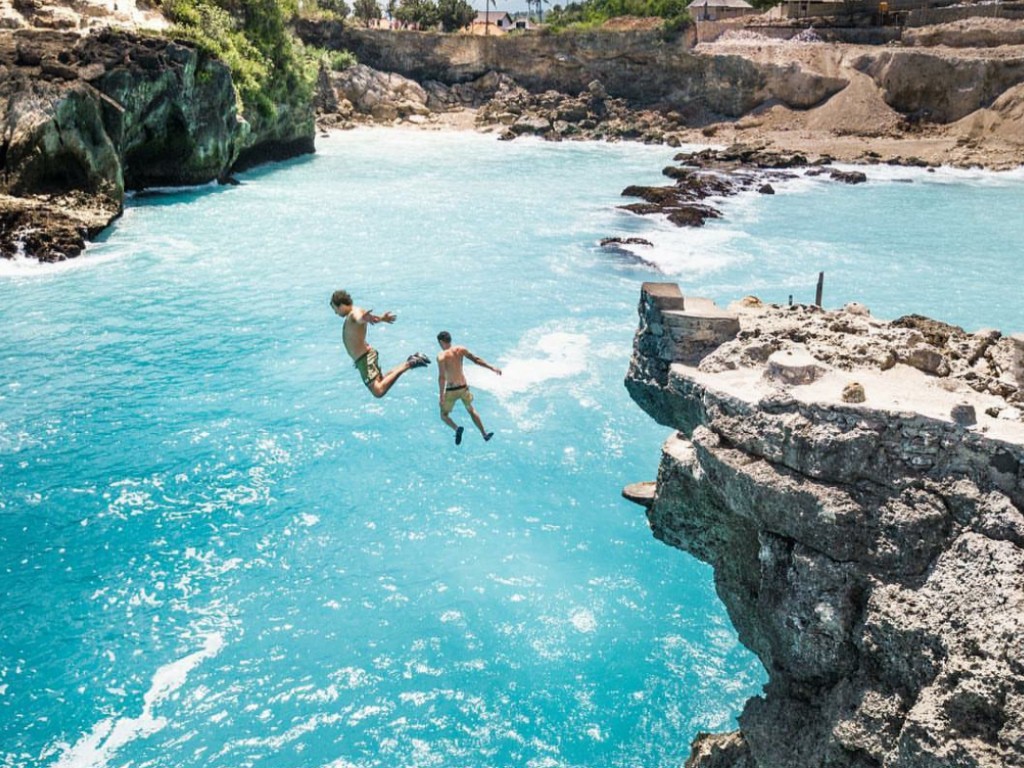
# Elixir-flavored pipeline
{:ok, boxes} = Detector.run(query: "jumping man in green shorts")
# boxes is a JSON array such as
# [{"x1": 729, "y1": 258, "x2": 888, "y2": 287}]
[
  {"x1": 330, "y1": 289, "x2": 430, "y2": 398},
  {"x1": 436, "y1": 330, "x2": 502, "y2": 445}
]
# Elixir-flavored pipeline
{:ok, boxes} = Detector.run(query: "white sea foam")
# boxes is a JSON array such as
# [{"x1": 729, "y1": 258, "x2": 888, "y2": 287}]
[
  {"x1": 0, "y1": 246, "x2": 126, "y2": 278},
  {"x1": 570, "y1": 608, "x2": 598, "y2": 634},
  {"x1": 49, "y1": 633, "x2": 224, "y2": 768},
  {"x1": 476, "y1": 331, "x2": 590, "y2": 397}
]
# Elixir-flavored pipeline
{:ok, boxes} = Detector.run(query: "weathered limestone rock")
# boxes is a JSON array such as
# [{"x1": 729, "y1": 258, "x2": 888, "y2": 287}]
[
  {"x1": 626, "y1": 283, "x2": 1024, "y2": 768},
  {"x1": 327, "y1": 63, "x2": 431, "y2": 123},
  {"x1": 842, "y1": 381, "x2": 866, "y2": 403},
  {"x1": 299, "y1": 25, "x2": 851, "y2": 121},
  {"x1": 765, "y1": 346, "x2": 826, "y2": 385},
  {"x1": 857, "y1": 50, "x2": 1024, "y2": 123}
]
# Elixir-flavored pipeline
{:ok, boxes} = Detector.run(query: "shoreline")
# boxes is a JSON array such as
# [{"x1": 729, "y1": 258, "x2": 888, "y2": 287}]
[{"x1": 324, "y1": 107, "x2": 1024, "y2": 172}]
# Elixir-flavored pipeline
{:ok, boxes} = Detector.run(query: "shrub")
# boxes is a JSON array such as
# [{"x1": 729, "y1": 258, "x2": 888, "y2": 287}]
[
  {"x1": 394, "y1": 0, "x2": 439, "y2": 27},
  {"x1": 437, "y1": 0, "x2": 474, "y2": 31},
  {"x1": 316, "y1": 0, "x2": 350, "y2": 16},
  {"x1": 305, "y1": 45, "x2": 358, "y2": 70},
  {"x1": 160, "y1": 0, "x2": 314, "y2": 118},
  {"x1": 545, "y1": 0, "x2": 688, "y2": 29},
  {"x1": 352, "y1": 0, "x2": 382, "y2": 24}
]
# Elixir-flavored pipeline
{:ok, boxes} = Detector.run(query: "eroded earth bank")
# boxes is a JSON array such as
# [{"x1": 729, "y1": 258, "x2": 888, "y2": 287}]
[{"x1": 625, "y1": 283, "x2": 1024, "y2": 768}]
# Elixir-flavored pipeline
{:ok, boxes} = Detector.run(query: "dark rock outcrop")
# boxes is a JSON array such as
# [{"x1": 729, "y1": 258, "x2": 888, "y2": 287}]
[
  {"x1": 1, "y1": 27, "x2": 315, "y2": 262},
  {"x1": 626, "y1": 283, "x2": 1024, "y2": 768},
  {"x1": 619, "y1": 145, "x2": 831, "y2": 227}
]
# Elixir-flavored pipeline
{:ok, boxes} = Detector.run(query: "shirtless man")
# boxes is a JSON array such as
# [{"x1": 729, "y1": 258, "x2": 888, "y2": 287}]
[
  {"x1": 330, "y1": 289, "x2": 430, "y2": 398},
  {"x1": 436, "y1": 330, "x2": 502, "y2": 445}
]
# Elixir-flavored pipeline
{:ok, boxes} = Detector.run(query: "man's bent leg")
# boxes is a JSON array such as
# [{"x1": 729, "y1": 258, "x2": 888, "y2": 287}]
[
  {"x1": 368, "y1": 362, "x2": 411, "y2": 398},
  {"x1": 440, "y1": 407, "x2": 460, "y2": 431}
]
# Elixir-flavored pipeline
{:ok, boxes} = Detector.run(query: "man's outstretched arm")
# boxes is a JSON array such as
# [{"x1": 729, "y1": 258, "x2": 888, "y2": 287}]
[
  {"x1": 465, "y1": 350, "x2": 502, "y2": 376},
  {"x1": 353, "y1": 308, "x2": 397, "y2": 325}
]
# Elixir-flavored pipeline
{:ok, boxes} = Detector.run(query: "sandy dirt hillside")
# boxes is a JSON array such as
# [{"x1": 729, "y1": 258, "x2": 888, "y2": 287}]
[{"x1": 679, "y1": 18, "x2": 1024, "y2": 169}]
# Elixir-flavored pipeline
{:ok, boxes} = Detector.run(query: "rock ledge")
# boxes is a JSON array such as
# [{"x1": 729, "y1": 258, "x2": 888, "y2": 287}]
[{"x1": 625, "y1": 282, "x2": 1024, "y2": 768}]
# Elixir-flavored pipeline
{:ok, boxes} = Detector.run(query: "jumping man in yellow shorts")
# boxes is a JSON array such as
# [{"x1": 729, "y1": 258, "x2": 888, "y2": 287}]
[{"x1": 436, "y1": 330, "x2": 502, "y2": 445}]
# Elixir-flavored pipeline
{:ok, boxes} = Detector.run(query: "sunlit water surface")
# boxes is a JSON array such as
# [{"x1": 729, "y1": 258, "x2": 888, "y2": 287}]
[{"x1": 2, "y1": 129, "x2": 1023, "y2": 768}]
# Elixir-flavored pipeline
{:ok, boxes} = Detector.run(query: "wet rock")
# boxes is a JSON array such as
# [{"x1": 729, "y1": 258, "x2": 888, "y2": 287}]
[
  {"x1": 617, "y1": 146, "x2": 869, "y2": 228},
  {"x1": 829, "y1": 169, "x2": 868, "y2": 184},
  {"x1": 600, "y1": 236, "x2": 653, "y2": 247}
]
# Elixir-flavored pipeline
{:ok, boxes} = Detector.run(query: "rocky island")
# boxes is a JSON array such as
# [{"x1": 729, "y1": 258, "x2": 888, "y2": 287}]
[{"x1": 625, "y1": 282, "x2": 1024, "y2": 767}]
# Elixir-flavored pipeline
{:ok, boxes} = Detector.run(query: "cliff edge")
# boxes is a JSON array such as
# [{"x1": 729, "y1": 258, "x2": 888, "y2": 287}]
[{"x1": 625, "y1": 283, "x2": 1024, "y2": 768}]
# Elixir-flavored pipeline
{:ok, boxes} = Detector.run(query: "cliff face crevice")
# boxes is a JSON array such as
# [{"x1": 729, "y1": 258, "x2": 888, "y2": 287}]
[{"x1": 625, "y1": 283, "x2": 1024, "y2": 768}]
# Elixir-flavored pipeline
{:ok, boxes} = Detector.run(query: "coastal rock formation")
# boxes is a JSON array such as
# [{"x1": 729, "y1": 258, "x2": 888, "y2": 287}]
[
  {"x1": 320, "y1": 62, "x2": 431, "y2": 125},
  {"x1": 299, "y1": 24, "x2": 851, "y2": 121},
  {"x1": 856, "y1": 50, "x2": 1024, "y2": 123},
  {"x1": 618, "y1": 145, "x2": 871, "y2": 227},
  {"x1": 1, "y1": 25, "x2": 314, "y2": 262},
  {"x1": 299, "y1": 21, "x2": 1024, "y2": 169},
  {"x1": 625, "y1": 283, "x2": 1024, "y2": 768}
]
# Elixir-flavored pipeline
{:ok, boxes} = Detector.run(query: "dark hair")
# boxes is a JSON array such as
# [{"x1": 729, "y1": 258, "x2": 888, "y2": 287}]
[
  {"x1": 330, "y1": 289, "x2": 352, "y2": 309},
  {"x1": 437, "y1": 331, "x2": 451, "y2": 344}
]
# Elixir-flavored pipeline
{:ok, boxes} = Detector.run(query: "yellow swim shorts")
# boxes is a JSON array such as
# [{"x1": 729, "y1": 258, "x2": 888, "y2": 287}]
[{"x1": 442, "y1": 385, "x2": 473, "y2": 415}]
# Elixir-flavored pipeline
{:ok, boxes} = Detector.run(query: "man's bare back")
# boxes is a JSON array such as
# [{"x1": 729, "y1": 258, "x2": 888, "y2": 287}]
[{"x1": 437, "y1": 345, "x2": 471, "y2": 387}]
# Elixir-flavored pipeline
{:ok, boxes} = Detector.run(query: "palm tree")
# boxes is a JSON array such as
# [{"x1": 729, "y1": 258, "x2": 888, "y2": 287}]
[{"x1": 525, "y1": 0, "x2": 549, "y2": 23}]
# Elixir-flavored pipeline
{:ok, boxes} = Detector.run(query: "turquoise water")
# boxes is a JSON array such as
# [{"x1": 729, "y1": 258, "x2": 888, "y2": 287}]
[{"x1": 1, "y1": 129, "x2": 1022, "y2": 768}]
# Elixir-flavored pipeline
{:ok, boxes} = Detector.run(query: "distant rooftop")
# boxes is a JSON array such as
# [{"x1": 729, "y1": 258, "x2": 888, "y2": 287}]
[{"x1": 687, "y1": 0, "x2": 754, "y2": 7}]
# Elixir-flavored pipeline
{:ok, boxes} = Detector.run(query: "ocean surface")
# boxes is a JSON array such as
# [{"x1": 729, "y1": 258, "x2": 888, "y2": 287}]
[{"x1": 2, "y1": 128, "x2": 1023, "y2": 768}]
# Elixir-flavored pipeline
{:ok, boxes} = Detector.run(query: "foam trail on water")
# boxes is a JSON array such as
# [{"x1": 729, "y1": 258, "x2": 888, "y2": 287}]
[
  {"x1": 474, "y1": 331, "x2": 590, "y2": 397},
  {"x1": 469, "y1": 330, "x2": 593, "y2": 431},
  {"x1": 49, "y1": 633, "x2": 225, "y2": 768}
]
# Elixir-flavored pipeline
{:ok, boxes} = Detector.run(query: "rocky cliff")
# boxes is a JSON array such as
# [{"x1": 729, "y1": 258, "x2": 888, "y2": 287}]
[
  {"x1": 301, "y1": 21, "x2": 1024, "y2": 169},
  {"x1": 625, "y1": 283, "x2": 1024, "y2": 768},
  {"x1": 1, "y1": 24, "x2": 314, "y2": 262},
  {"x1": 300, "y1": 24, "x2": 849, "y2": 121}
]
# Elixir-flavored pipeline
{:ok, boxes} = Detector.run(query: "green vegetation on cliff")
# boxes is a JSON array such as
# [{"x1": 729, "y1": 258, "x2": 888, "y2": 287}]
[
  {"x1": 391, "y1": 0, "x2": 476, "y2": 31},
  {"x1": 545, "y1": 0, "x2": 689, "y2": 31},
  {"x1": 160, "y1": 0, "x2": 314, "y2": 117}
]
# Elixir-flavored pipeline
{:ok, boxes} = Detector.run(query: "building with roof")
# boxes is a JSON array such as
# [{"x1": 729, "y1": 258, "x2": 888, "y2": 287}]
[
  {"x1": 687, "y1": 0, "x2": 755, "y2": 20},
  {"x1": 469, "y1": 10, "x2": 516, "y2": 33}
]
